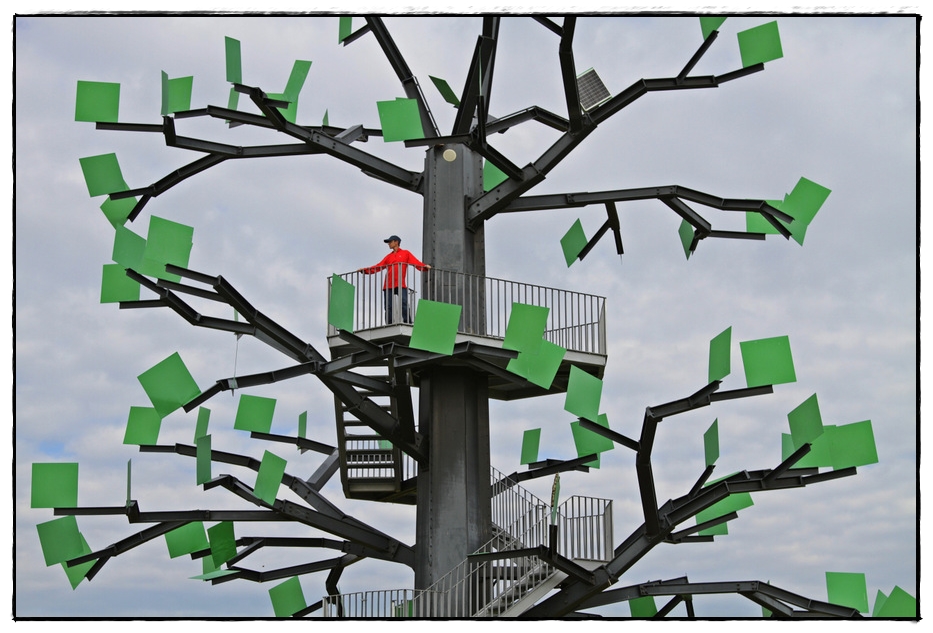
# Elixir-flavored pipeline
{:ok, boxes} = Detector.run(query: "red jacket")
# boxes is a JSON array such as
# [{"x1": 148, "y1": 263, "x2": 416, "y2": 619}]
[{"x1": 362, "y1": 249, "x2": 428, "y2": 289}]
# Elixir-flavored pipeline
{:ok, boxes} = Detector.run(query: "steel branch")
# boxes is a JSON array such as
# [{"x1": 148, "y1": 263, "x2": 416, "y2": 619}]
[
  {"x1": 678, "y1": 30, "x2": 718, "y2": 81},
  {"x1": 558, "y1": 17, "x2": 583, "y2": 133},
  {"x1": 365, "y1": 17, "x2": 438, "y2": 138},
  {"x1": 207, "y1": 474, "x2": 416, "y2": 567},
  {"x1": 580, "y1": 578, "x2": 859, "y2": 617},
  {"x1": 525, "y1": 457, "x2": 856, "y2": 616},
  {"x1": 497, "y1": 455, "x2": 595, "y2": 493}
]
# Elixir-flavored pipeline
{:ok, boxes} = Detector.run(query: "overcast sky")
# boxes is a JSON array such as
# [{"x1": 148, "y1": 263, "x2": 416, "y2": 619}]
[{"x1": 12, "y1": 10, "x2": 920, "y2": 620}]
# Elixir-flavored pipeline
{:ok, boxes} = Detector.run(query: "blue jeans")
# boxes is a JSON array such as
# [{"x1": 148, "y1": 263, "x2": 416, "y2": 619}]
[{"x1": 384, "y1": 287, "x2": 410, "y2": 324}]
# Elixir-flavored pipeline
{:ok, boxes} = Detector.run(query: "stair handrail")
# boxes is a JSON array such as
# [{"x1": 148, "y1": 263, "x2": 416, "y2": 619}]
[{"x1": 321, "y1": 469, "x2": 613, "y2": 617}]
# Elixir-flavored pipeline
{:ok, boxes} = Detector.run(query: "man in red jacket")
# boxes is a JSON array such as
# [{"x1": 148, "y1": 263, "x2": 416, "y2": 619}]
[{"x1": 359, "y1": 235, "x2": 431, "y2": 324}]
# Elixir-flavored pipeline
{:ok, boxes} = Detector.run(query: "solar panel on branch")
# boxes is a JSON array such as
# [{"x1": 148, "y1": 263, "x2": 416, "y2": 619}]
[{"x1": 576, "y1": 67, "x2": 611, "y2": 111}]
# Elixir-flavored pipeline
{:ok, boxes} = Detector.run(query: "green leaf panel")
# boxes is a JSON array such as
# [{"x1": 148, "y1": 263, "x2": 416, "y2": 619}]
[
  {"x1": 75, "y1": 80, "x2": 120, "y2": 123},
  {"x1": 737, "y1": 21, "x2": 784, "y2": 68},
  {"x1": 269, "y1": 576, "x2": 306, "y2": 617},
  {"x1": 137, "y1": 352, "x2": 201, "y2": 418},
  {"x1": 826, "y1": 571, "x2": 869, "y2": 613},
  {"x1": 560, "y1": 219, "x2": 587, "y2": 267},
  {"x1": 31, "y1": 463, "x2": 79, "y2": 508},
  {"x1": 740, "y1": 335, "x2": 796, "y2": 387},
  {"x1": 164, "y1": 522, "x2": 209, "y2": 559},
  {"x1": 520, "y1": 428, "x2": 541, "y2": 465},
  {"x1": 233, "y1": 394, "x2": 277, "y2": 433},
  {"x1": 254, "y1": 450, "x2": 287, "y2": 504},
  {"x1": 409, "y1": 299, "x2": 462, "y2": 355},
  {"x1": 328, "y1": 274, "x2": 355, "y2": 332},
  {"x1": 79, "y1": 153, "x2": 128, "y2": 198}
]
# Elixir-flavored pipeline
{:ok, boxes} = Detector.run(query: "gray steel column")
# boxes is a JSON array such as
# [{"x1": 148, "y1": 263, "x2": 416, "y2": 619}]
[{"x1": 415, "y1": 145, "x2": 492, "y2": 590}]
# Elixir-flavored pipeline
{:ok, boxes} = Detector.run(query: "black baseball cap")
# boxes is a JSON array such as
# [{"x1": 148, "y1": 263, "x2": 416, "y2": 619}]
[{"x1": 384, "y1": 235, "x2": 401, "y2": 243}]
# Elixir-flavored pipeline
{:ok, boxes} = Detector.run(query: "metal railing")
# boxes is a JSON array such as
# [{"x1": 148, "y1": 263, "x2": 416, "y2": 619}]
[
  {"x1": 556, "y1": 495, "x2": 614, "y2": 563},
  {"x1": 490, "y1": 466, "x2": 550, "y2": 550},
  {"x1": 343, "y1": 437, "x2": 401, "y2": 480},
  {"x1": 328, "y1": 266, "x2": 607, "y2": 355},
  {"x1": 321, "y1": 469, "x2": 613, "y2": 618},
  {"x1": 320, "y1": 589, "x2": 444, "y2": 618}
]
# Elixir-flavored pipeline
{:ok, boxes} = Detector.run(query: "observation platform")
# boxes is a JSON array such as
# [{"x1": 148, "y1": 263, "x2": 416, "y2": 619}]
[{"x1": 326, "y1": 266, "x2": 607, "y2": 401}]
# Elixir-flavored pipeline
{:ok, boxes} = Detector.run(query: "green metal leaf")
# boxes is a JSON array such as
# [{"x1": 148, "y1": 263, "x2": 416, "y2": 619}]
[
  {"x1": 560, "y1": 219, "x2": 587, "y2": 267},
  {"x1": 737, "y1": 21, "x2": 784, "y2": 68},
  {"x1": 409, "y1": 299, "x2": 462, "y2": 355},
  {"x1": 233, "y1": 394, "x2": 277, "y2": 433},
  {"x1": 520, "y1": 428, "x2": 541, "y2": 465},
  {"x1": 269, "y1": 576, "x2": 306, "y2": 617},
  {"x1": 75, "y1": 80, "x2": 120, "y2": 123},
  {"x1": 31, "y1": 463, "x2": 79, "y2": 508}
]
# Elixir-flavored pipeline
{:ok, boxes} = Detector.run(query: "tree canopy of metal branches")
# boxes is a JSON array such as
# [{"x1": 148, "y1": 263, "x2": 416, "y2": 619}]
[{"x1": 32, "y1": 15, "x2": 890, "y2": 618}]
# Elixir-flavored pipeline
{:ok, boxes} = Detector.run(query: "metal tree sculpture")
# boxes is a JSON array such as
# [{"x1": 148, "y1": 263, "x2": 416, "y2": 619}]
[{"x1": 31, "y1": 15, "x2": 901, "y2": 618}]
